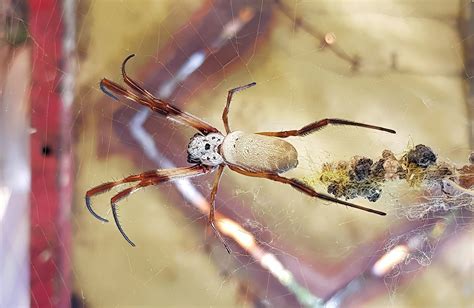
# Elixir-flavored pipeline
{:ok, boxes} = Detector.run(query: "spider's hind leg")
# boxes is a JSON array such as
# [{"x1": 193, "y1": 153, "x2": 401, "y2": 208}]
[
  {"x1": 257, "y1": 118, "x2": 396, "y2": 138},
  {"x1": 228, "y1": 165, "x2": 386, "y2": 216}
]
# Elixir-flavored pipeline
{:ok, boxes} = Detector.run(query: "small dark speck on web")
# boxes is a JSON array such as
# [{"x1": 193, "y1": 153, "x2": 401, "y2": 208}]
[
  {"x1": 41, "y1": 144, "x2": 52, "y2": 156},
  {"x1": 71, "y1": 292, "x2": 86, "y2": 308}
]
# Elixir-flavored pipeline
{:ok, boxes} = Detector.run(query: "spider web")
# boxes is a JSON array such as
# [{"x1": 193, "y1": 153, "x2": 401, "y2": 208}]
[{"x1": 2, "y1": 0, "x2": 472, "y2": 307}]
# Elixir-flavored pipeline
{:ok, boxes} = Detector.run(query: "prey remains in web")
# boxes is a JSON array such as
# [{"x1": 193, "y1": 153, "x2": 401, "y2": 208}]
[{"x1": 86, "y1": 54, "x2": 396, "y2": 253}]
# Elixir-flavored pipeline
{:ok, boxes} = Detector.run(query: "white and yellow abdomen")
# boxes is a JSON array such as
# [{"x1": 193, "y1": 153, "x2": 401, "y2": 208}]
[{"x1": 221, "y1": 131, "x2": 298, "y2": 173}]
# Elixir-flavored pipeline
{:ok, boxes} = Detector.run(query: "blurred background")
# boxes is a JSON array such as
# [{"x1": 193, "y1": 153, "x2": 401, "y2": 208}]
[{"x1": 0, "y1": 0, "x2": 473, "y2": 307}]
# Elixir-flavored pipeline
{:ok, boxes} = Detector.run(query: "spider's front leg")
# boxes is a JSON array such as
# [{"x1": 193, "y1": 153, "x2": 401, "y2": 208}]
[
  {"x1": 100, "y1": 54, "x2": 220, "y2": 135},
  {"x1": 85, "y1": 170, "x2": 160, "y2": 222},
  {"x1": 110, "y1": 179, "x2": 158, "y2": 246},
  {"x1": 85, "y1": 165, "x2": 212, "y2": 246}
]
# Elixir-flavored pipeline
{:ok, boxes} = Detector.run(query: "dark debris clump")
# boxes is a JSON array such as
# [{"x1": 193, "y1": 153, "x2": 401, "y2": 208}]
[
  {"x1": 344, "y1": 181, "x2": 382, "y2": 202},
  {"x1": 321, "y1": 156, "x2": 384, "y2": 202},
  {"x1": 406, "y1": 144, "x2": 436, "y2": 168},
  {"x1": 350, "y1": 158, "x2": 373, "y2": 182},
  {"x1": 371, "y1": 159, "x2": 386, "y2": 180},
  {"x1": 308, "y1": 144, "x2": 455, "y2": 202}
]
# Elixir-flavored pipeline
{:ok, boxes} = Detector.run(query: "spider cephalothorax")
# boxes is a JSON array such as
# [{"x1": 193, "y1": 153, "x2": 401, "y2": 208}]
[{"x1": 187, "y1": 133, "x2": 225, "y2": 166}]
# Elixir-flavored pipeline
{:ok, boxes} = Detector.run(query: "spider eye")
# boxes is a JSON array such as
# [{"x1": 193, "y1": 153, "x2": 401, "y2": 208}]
[{"x1": 205, "y1": 143, "x2": 211, "y2": 150}]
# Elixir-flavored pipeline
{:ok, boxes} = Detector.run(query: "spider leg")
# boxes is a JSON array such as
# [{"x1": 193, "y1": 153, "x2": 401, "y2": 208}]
[
  {"x1": 100, "y1": 55, "x2": 220, "y2": 135},
  {"x1": 120, "y1": 54, "x2": 156, "y2": 101},
  {"x1": 208, "y1": 165, "x2": 231, "y2": 253},
  {"x1": 257, "y1": 118, "x2": 395, "y2": 138},
  {"x1": 110, "y1": 181, "x2": 152, "y2": 247},
  {"x1": 222, "y1": 82, "x2": 256, "y2": 133},
  {"x1": 86, "y1": 165, "x2": 210, "y2": 224},
  {"x1": 100, "y1": 80, "x2": 118, "y2": 101},
  {"x1": 85, "y1": 169, "x2": 165, "y2": 222},
  {"x1": 86, "y1": 182, "x2": 120, "y2": 222},
  {"x1": 228, "y1": 164, "x2": 386, "y2": 216},
  {"x1": 108, "y1": 165, "x2": 212, "y2": 246}
]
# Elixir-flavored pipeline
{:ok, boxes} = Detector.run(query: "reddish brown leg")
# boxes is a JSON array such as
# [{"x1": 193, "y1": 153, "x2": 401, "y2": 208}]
[
  {"x1": 208, "y1": 165, "x2": 231, "y2": 253},
  {"x1": 110, "y1": 180, "x2": 155, "y2": 246},
  {"x1": 100, "y1": 55, "x2": 220, "y2": 135},
  {"x1": 85, "y1": 169, "x2": 161, "y2": 222},
  {"x1": 228, "y1": 164, "x2": 386, "y2": 216},
  {"x1": 222, "y1": 82, "x2": 256, "y2": 133},
  {"x1": 257, "y1": 118, "x2": 396, "y2": 138},
  {"x1": 120, "y1": 54, "x2": 156, "y2": 101},
  {"x1": 108, "y1": 165, "x2": 212, "y2": 246},
  {"x1": 85, "y1": 165, "x2": 211, "y2": 244}
]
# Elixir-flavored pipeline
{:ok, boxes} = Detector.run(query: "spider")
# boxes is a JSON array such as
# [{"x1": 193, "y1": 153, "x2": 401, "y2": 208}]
[{"x1": 86, "y1": 54, "x2": 396, "y2": 253}]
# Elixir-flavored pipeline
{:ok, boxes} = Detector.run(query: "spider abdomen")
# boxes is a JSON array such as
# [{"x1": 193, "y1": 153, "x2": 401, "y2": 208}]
[{"x1": 221, "y1": 131, "x2": 298, "y2": 173}]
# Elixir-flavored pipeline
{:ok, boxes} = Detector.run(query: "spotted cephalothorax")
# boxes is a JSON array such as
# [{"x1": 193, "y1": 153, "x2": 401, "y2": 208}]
[
  {"x1": 187, "y1": 133, "x2": 224, "y2": 166},
  {"x1": 87, "y1": 54, "x2": 396, "y2": 253}
]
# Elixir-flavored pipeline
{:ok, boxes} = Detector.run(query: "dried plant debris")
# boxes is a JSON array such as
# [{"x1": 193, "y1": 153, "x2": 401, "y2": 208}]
[
  {"x1": 306, "y1": 144, "x2": 464, "y2": 202},
  {"x1": 323, "y1": 157, "x2": 384, "y2": 202},
  {"x1": 405, "y1": 144, "x2": 437, "y2": 168}
]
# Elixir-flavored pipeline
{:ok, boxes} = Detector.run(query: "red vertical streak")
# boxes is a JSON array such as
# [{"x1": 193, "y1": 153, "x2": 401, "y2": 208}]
[{"x1": 29, "y1": 0, "x2": 71, "y2": 307}]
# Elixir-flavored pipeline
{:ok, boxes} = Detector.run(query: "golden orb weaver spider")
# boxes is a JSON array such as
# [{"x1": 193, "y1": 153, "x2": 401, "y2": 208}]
[{"x1": 86, "y1": 54, "x2": 396, "y2": 253}]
